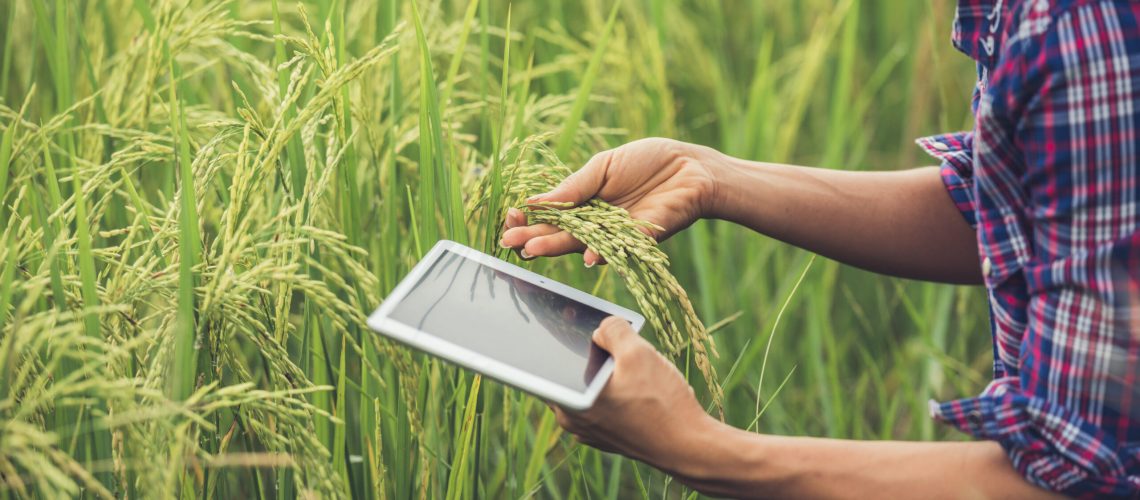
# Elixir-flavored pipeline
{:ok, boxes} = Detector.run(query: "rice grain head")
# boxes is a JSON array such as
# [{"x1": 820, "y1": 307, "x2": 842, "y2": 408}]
[{"x1": 471, "y1": 133, "x2": 724, "y2": 413}]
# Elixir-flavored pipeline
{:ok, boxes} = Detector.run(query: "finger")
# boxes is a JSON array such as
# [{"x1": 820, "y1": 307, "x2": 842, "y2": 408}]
[
  {"x1": 592, "y1": 316, "x2": 645, "y2": 358},
  {"x1": 523, "y1": 231, "x2": 587, "y2": 258},
  {"x1": 552, "y1": 406, "x2": 573, "y2": 431},
  {"x1": 505, "y1": 207, "x2": 527, "y2": 229},
  {"x1": 528, "y1": 150, "x2": 612, "y2": 206},
  {"x1": 583, "y1": 248, "x2": 607, "y2": 267},
  {"x1": 500, "y1": 223, "x2": 561, "y2": 250}
]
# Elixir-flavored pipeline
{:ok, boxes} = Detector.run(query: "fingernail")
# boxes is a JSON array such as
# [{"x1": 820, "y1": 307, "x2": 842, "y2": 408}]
[
  {"x1": 520, "y1": 249, "x2": 533, "y2": 259},
  {"x1": 526, "y1": 192, "x2": 549, "y2": 203},
  {"x1": 499, "y1": 239, "x2": 510, "y2": 248},
  {"x1": 584, "y1": 259, "x2": 594, "y2": 268}
]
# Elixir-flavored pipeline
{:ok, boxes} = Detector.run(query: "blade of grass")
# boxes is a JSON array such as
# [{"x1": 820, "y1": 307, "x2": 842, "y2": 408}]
[
  {"x1": 272, "y1": 0, "x2": 308, "y2": 199},
  {"x1": 411, "y1": 1, "x2": 441, "y2": 246},
  {"x1": 170, "y1": 57, "x2": 201, "y2": 402},
  {"x1": 750, "y1": 254, "x2": 814, "y2": 432},
  {"x1": 0, "y1": 0, "x2": 16, "y2": 99},
  {"x1": 71, "y1": 140, "x2": 99, "y2": 340},
  {"x1": 132, "y1": 0, "x2": 156, "y2": 32},
  {"x1": 441, "y1": 0, "x2": 480, "y2": 107},
  {"x1": 822, "y1": 0, "x2": 859, "y2": 168},
  {"x1": 0, "y1": 109, "x2": 16, "y2": 221},
  {"x1": 334, "y1": 335, "x2": 350, "y2": 492},
  {"x1": 554, "y1": 0, "x2": 621, "y2": 159},
  {"x1": 0, "y1": 223, "x2": 16, "y2": 327},
  {"x1": 485, "y1": 4, "x2": 511, "y2": 250},
  {"x1": 522, "y1": 410, "x2": 559, "y2": 492},
  {"x1": 38, "y1": 139, "x2": 67, "y2": 311},
  {"x1": 445, "y1": 375, "x2": 481, "y2": 500}
]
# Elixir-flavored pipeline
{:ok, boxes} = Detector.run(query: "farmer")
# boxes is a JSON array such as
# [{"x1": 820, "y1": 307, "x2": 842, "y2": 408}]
[{"x1": 500, "y1": 0, "x2": 1140, "y2": 497}]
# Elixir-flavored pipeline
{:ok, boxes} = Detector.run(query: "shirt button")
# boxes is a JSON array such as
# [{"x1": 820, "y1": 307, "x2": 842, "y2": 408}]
[
  {"x1": 981, "y1": 257, "x2": 993, "y2": 278},
  {"x1": 967, "y1": 410, "x2": 984, "y2": 428}
]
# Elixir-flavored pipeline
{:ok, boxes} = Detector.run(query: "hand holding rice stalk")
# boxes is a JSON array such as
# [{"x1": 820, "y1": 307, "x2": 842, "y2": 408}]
[{"x1": 471, "y1": 135, "x2": 724, "y2": 413}]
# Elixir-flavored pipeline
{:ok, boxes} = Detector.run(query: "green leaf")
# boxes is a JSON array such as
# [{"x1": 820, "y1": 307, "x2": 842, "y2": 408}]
[
  {"x1": 555, "y1": 0, "x2": 622, "y2": 159},
  {"x1": 170, "y1": 58, "x2": 201, "y2": 402},
  {"x1": 441, "y1": 0, "x2": 480, "y2": 107}
]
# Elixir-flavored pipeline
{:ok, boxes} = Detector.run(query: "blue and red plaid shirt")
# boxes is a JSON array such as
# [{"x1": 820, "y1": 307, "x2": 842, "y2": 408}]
[{"x1": 917, "y1": 0, "x2": 1140, "y2": 496}]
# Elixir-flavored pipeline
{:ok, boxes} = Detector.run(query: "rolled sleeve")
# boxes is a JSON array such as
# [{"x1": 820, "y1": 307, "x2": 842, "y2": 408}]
[
  {"x1": 916, "y1": 132, "x2": 977, "y2": 227},
  {"x1": 929, "y1": 2, "x2": 1140, "y2": 497},
  {"x1": 931, "y1": 378, "x2": 1140, "y2": 496}
]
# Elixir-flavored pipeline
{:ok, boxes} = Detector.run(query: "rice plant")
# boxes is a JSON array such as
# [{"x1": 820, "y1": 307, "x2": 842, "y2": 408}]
[{"x1": 1, "y1": 0, "x2": 992, "y2": 498}]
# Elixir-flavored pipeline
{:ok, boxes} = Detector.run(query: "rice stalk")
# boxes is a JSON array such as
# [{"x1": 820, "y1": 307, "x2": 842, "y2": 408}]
[{"x1": 0, "y1": 0, "x2": 980, "y2": 497}]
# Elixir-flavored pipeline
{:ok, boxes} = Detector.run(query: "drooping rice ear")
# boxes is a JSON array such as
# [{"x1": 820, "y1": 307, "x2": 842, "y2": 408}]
[{"x1": 474, "y1": 137, "x2": 724, "y2": 413}]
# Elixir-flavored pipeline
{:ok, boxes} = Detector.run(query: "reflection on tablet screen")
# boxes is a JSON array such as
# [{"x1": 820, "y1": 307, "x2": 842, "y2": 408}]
[{"x1": 387, "y1": 249, "x2": 611, "y2": 391}]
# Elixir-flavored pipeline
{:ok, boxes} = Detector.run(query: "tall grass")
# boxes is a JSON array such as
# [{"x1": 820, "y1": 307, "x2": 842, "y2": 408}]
[{"x1": 0, "y1": 0, "x2": 990, "y2": 497}]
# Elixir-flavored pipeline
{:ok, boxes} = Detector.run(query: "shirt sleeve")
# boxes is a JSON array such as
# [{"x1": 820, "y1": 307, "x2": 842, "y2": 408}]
[
  {"x1": 916, "y1": 132, "x2": 978, "y2": 228},
  {"x1": 931, "y1": 3, "x2": 1140, "y2": 497}
]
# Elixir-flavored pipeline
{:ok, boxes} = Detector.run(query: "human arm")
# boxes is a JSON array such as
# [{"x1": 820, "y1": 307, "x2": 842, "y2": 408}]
[
  {"x1": 500, "y1": 138, "x2": 981, "y2": 285},
  {"x1": 555, "y1": 318, "x2": 1056, "y2": 499},
  {"x1": 681, "y1": 431, "x2": 1050, "y2": 499},
  {"x1": 707, "y1": 156, "x2": 980, "y2": 284}
]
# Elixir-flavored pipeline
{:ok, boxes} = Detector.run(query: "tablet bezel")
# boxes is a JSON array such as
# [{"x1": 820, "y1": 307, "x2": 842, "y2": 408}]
[{"x1": 367, "y1": 240, "x2": 644, "y2": 410}]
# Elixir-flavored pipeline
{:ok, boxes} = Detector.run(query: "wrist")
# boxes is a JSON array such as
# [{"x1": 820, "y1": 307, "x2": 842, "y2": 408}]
[
  {"x1": 699, "y1": 148, "x2": 761, "y2": 223},
  {"x1": 654, "y1": 414, "x2": 771, "y2": 494},
  {"x1": 683, "y1": 143, "x2": 736, "y2": 220}
]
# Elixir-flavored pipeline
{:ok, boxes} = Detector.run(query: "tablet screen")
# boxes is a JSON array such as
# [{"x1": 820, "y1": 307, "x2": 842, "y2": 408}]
[{"x1": 387, "y1": 249, "x2": 612, "y2": 392}]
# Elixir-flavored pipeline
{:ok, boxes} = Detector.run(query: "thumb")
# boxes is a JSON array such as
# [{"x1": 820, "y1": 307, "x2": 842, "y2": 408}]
[
  {"x1": 591, "y1": 316, "x2": 641, "y2": 357},
  {"x1": 528, "y1": 150, "x2": 611, "y2": 206}
]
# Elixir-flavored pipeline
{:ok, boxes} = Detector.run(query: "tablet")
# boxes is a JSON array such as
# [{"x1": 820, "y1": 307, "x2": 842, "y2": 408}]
[{"x1": 367, "y1": 240, "x2": 644, "y2": 410}]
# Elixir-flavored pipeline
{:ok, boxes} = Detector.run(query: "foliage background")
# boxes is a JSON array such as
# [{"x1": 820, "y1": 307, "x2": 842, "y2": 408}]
[{"x1": 0, "y1": 0, "x2": 990, "y2": 497}]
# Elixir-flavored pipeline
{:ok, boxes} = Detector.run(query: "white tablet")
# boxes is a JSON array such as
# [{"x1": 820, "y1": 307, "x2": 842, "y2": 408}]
[{"x1": 367, "y1": 240, "x2": 644, "y2": 410}]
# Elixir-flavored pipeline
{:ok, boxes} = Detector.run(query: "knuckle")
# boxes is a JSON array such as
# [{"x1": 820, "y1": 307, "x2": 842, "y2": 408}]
[
  {"x1": 501, "y1": 228, "x2": 523, "y2": 244},
  {"x1": 554, "y1": 412, "x2": 572, "y2": 429},
  {"x1": 634, "y1": 345, "x2": 659, "y2": 363},
  {"x1": 588, "y1": 149, "x2": 614, "y2": 167},
  {"x1": 599, "y1": 316, "x2": 625, "y2": 330},
  {"x1": 587, "y1": 150, "x2": 615, "y2": 179},
  {"x1": 525, "y1": 239, "x2": 546, "y2": 255},
  {"x1": 665, "y1": 143, "x2": 690, "y2": 169},
  {"x1": 592, "y1": 146, "x2": 620, "y2": 164}
]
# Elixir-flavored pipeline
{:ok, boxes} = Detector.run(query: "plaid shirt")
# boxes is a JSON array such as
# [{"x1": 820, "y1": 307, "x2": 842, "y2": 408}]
[{"x1": 917, "y1": 0, "x2": 1140, "y2": 496}]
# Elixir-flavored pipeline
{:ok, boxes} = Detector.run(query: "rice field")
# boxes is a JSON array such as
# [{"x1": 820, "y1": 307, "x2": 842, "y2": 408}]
[{"x1": 0, "y1": 0, "x2": 992, "y2": 498}]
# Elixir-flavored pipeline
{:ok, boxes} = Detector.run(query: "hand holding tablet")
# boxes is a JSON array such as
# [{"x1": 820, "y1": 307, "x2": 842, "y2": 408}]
[{"x1": 367, "y1": 240, "x2": 645, "y2": 410}]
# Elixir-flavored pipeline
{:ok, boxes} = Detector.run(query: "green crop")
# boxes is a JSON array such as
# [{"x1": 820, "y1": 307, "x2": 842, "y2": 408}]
[{"x1": 0, "y1": 0, "x2": 991, "y2": 498}]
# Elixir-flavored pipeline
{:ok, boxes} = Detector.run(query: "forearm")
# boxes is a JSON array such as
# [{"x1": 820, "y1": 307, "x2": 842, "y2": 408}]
[
  {"x1": 705, "y1": 153, "x2": 981, "y2": 284},
  {"x1": 659, "y1": 417, "x2": 1057, "y2": 499}
]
